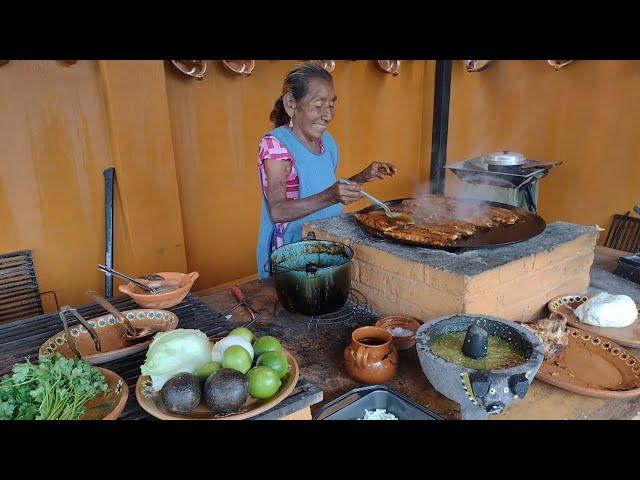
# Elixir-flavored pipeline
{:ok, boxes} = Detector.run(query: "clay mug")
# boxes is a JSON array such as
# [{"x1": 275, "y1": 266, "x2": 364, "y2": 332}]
[{"x1": 344, "y1": 326, "x2": 398, "y2": 384}]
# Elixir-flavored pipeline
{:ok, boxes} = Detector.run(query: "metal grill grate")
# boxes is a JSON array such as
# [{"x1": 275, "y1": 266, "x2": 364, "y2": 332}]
[
  {"x1": 604, "y1": 214, "x2": 640, "y2": 252},
  {"x1": 0, "y1": 250, "x2": 44, "y2": 323}
]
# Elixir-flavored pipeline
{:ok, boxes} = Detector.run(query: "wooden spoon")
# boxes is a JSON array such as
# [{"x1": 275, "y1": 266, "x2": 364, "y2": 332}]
[{"x1": 85, "y1": 290, "x2": 161, "y2": 343}]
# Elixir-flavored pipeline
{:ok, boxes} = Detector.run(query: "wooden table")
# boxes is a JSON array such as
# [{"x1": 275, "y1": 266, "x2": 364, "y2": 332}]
[
  {"x1": 196, "y1": 246, "x2": 640, "y2": 420},
  {"x1": 0, "y1": 293, "x2": 323, "y2": 420}
]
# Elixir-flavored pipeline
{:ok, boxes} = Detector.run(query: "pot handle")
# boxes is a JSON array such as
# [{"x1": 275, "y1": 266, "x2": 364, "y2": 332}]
[
  {"x1": 263, "y1": 259, "x2": 272, "y2": 274},
  {"x1": 355, "y1": 345, "x2": 370, "y2": 369}
]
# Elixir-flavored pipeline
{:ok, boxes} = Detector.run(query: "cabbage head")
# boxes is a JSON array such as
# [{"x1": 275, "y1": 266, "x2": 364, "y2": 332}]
[{"x1": 140, "y1": 329, "x2": 212, "y2": 391}]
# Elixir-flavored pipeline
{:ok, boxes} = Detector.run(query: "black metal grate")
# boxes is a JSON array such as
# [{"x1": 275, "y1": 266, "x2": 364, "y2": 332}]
[
  {"x1": 0, "y1": 293, "x2": 320, "y2": 420},
  {"x1": 604, "y1": 214, "x2": 640, "y2": 252},
  {"x1": 0, "y1": 250, "x2": 44, "y2": 323}
]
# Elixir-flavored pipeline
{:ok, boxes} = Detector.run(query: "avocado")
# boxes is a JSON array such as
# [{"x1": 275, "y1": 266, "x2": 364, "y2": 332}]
[
  {"x1": 203, "y1": 368, "x2": 249, "y2": 414},
  {"x1": 160, "y1": 373, "x2": 202, "y2": 414}
]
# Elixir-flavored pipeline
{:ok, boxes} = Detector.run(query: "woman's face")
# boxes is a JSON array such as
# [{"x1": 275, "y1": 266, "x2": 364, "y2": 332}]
[{"x1": 288, "y1": 78, "x2": 337, "y2": 144}]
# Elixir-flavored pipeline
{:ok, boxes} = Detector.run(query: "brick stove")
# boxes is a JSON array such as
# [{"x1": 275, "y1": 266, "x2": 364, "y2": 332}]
[{"x1": 303, "y1": 217, "x2": 600, "y2": 323}]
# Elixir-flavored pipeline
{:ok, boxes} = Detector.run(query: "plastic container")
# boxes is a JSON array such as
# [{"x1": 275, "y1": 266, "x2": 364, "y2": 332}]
[{"x1": 314, "y1": 385, "x2": 443, "y2": 420}]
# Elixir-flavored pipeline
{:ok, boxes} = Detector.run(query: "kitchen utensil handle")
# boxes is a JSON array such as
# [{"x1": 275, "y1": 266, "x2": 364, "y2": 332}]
[
  {"x1": 58, "y1": 307, "x2": 82, "y2": 359},
  {"x1": 339, "y1": 179, "x2": 391, "y2": 214},
  {"x1": 64, "y1": 306, "x2": 103, "y2": 353},
  {"x1": 230, "y1": 285, "x2": 245, "y2": 302},
  {"x1": 85, "y1": 289, "x2": 137, "y2": 336},
  {"x1": 97, "y1": 264, "x2": 156, "y2": 293}
]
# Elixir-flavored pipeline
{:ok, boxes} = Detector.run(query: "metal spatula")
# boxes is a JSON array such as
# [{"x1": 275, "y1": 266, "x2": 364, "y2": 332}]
[{"x1": 339, "y1": 179, "x2": 413, "y2": 223}]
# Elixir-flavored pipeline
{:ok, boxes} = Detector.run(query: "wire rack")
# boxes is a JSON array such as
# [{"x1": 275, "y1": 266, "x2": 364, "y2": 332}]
[{"x1": 272, "y1": 288, "x2": 372, "y2": 336}]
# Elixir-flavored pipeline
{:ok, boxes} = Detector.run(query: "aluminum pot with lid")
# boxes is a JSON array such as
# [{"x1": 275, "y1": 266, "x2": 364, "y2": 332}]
[
  {"x1": 269, "y1": 232, "x2": 353, "y2": 316},
  {"x1": 483, "y1": 151, "x2": 527, "y2": 173}
]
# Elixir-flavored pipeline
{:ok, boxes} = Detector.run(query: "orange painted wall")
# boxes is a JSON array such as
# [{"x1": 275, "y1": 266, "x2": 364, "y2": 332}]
[
  {"x1": 0, "y1": 60, "x2": 186, "y2": 310},
  {"x1": 446, "y1": 60, "x2": 640, "y2": 237},
  {"x1": 1, "y1": 60, "x2": 432, "y2": 312},
  {"x1": 165, "y1": 60, "x2": 434, "y2": 289}
]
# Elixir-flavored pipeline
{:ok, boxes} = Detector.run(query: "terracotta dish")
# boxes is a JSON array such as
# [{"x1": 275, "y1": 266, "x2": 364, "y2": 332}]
[
  {"x1": 547, "y1": 60, "x2": 573, "y2": 70},
  {"x1": 377, "y1": 60, "x2": 400, "y2": 76},
  {"x1": 81, "y1": 368, "x2": 129, "y2": 420},
  {"x1": 171, "y1": 60, "x2": 207, "y2": 79},
  {"x1": 375, "y1": 315, "x2": 422, "y2": 350},
  {"x1": 316, "y1": 60, "x2": 335, "y2": 73},
  {"x1": 536, "y1": 326, "x2": 640, "y2": 398},
  {"x1": 548, "y1": 294, "x2": 640, "y2": 348},
  {"x1": 39, "y1": 309, "x2": 179, "y2": 365},
  {"x1": 119, "y1": 271, "x2": 199, "y2": 309},
  {"x1": 222, "y1": 60, "x2": 255, "y2": 76},
  {"x1": 135, "y1": 348, "x2": 299, "y2": 420},
  {"x1": 465, "y1": 60, "x2": 492, "y2": 72}
]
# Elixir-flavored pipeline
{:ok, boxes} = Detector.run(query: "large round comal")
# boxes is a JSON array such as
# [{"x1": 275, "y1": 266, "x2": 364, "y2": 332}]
[
  {"x1": 415, "y1": 314, "x2": 544, "y2": 420},
  {"x1": 270, "y1": 236, "x2": 353, "y2": 316}
]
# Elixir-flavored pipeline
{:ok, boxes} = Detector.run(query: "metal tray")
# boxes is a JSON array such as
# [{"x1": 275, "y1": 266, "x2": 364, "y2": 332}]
[
  {"x1": 314, "y1": 385, "x2": 443, "y2": 420},
  {"x1": 355, "y1": 196, "x2": 546, "y2": 250}
]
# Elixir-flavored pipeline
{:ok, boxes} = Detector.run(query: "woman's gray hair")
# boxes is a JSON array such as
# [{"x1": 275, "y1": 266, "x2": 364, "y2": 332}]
[{"x1": 269, "y1": 61, "x2": 333, "y2": 127}]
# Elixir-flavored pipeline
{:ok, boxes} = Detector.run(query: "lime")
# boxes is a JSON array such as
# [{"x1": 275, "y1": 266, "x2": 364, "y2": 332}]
[
  {"x1": 221, "y1": 345, "x2": 253, "y2": 374},
  {"x1": 229, "y1": 327, "x2": 254, "y2": 344},
  {"x1": 253, "y1": 336, "x2": 282, "y2": 357},
  {"x1": 194, "y1": 361, "x2": 222, "y2": 383},
  {"x1": 247, "y1": 366, "x2": 282, "y2": 399},
  {"x1": 256, "y1": 351, "x2": 289, "y2": 379}
]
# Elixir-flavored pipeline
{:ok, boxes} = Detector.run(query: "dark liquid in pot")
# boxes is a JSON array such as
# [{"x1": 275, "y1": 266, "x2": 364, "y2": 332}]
[{"x1": 358, "y1": 338, "x2": 387, "y2": 346}]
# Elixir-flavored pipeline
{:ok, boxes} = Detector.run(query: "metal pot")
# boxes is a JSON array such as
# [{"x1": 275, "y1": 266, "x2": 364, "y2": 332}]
[
  {"x1": 269, "y1": 232, "x2": 353, "y2": 316},
  {"x1": 484, "y1": 150, "x2": 527, "y2": 174}
]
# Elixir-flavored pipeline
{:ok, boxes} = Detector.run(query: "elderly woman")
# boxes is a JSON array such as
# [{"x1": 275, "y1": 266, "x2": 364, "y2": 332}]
[{"x1": 257, "y1": 62, "x2": 396, "y2": 278}]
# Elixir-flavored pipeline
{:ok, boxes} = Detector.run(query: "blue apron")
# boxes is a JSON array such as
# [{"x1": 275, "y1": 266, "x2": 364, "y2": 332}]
[{"x1": 257, "y1": 126, "x2": 343, "y2": 279}]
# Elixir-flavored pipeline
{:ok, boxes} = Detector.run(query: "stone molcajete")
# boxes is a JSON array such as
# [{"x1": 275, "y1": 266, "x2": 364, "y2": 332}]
[{"x1": 415, "y1": 314, "x2": 544, "y2": 420}]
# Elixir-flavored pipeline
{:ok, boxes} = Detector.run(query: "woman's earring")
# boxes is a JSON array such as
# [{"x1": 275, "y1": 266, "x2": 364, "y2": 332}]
[{"x1": 289, "y1": 117, "x2": 294, "y2": 128}]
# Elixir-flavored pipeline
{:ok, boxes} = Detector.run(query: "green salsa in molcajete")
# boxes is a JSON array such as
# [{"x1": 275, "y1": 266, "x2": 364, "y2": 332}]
[{"x1": 430, "y1": 331, "x2": 526, "y2": 370}]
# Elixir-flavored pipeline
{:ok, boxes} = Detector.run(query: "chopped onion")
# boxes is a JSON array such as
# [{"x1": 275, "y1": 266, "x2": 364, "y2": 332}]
[{"x1": 360, "y1": 409, "x2": 398, "y2": 420}]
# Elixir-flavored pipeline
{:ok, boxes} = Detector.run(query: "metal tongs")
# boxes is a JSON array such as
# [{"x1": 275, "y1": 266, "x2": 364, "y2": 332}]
[
  {"x1": 58, "y1": 306, "x2": 102, "y2": 359},
  {"x1": 97, "y1": 264, "x2": 160, "y2": 294},
  {"x1": 217, "y1": 285, "x2": 261, "y2": 328}
]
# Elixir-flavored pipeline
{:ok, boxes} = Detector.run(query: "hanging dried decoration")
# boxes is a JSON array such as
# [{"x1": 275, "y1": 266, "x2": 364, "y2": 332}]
[
  {"x1": 547, "y1": 60, "x2": 574, "y2": 70},
  {"x1": 376, "y1": 60, "x2": 401, "y2": 76},
  {"x1": 170, "y1": 60, "x2": 207, "y2": 80},
  {"x1": 222, "y1": 60, "x2": 255, "y2": 76},
  {"x1": 464, "y1": 60, "x2": 492, "y2": 72}
]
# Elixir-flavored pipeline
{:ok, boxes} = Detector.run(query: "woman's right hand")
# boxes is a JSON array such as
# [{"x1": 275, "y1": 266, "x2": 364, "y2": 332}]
[{"x1": 328, "y1": 181, "x2": 363, "y2": 205}]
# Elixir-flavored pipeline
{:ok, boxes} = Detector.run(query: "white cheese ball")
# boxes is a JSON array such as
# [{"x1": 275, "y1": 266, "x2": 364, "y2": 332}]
[{"x1": 575, "y1": 292, "x2": 638, "y2": 328}]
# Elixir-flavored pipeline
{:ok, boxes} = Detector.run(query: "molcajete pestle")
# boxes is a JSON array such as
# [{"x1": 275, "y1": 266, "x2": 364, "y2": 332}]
[
  {"x1": 462, "y1": 325, "x2": 489, "y2": 359},
  {"x1": 415, "y1": 314, "x2": 544, "y2": 420}
]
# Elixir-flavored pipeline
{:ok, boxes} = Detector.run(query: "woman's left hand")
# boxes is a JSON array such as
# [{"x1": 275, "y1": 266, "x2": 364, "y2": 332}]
[{"x1": 354, "y1": 162, "x2": 397, "y2": 183}]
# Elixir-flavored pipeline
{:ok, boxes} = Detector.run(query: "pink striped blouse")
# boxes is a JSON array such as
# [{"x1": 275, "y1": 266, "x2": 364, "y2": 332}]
[{"x1": 258, "y1": 134, "x2": 325, "y2": 248}]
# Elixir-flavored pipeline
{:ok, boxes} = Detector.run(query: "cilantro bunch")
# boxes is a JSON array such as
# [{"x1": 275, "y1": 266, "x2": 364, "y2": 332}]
[{"x1": 0, "y1": 353, "x2": 109, "y2": 420}]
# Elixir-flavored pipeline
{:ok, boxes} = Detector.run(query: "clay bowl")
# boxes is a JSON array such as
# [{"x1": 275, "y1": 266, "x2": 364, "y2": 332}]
[
  {"x1": 39, "y1": 309, "x2": 179, "y2": 365},
  {"x1": 416, "y1": 314, "x2": 544, "y2": 420},
  {"x1": 81, "y1": 368, "x2": 129, "y2": 420},
  {"x1": 375, "y1": 316, "x2": 422, "y2": 350},
  {"x1": 536, "y1": 326, "x2": 640, "y2": 398},
  {"x1": 119, "y1": 271, "x2": 199, "y2": 309},
  {"x1": 548, "y1": 294, "x2": 640, "y2": 348}
]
